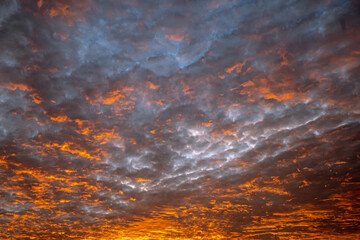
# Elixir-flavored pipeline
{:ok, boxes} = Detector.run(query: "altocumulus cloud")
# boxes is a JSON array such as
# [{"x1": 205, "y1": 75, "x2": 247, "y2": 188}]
[{"x1": 0, "y1": 0, "x2": 359, "y2": 239}]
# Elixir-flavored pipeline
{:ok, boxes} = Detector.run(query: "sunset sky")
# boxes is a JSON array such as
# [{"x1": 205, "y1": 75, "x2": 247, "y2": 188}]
[{"x1": 0, "y1": 0, "x2": 359, "y2": 239}]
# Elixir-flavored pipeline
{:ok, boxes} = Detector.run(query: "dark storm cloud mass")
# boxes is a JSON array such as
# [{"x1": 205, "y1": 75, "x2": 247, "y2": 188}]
[{"x1": 0, "y1": 0, "x2": 359, "y2": 239}]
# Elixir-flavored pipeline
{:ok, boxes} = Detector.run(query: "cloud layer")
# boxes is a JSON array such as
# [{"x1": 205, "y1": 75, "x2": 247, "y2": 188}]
[{"x1": 0, "y1": 0, "x2": 359, "y2": 239}]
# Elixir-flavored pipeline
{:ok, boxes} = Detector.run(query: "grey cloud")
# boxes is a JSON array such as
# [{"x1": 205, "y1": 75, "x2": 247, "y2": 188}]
[{"x1": 0, "y1": 0, "x2": 359, "y2": 239}]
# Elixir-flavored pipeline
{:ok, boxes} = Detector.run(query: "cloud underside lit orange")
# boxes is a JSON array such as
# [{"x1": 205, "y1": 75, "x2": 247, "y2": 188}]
[{"x1": 0, "y1": 0, "x2": 360, "y2": 239}]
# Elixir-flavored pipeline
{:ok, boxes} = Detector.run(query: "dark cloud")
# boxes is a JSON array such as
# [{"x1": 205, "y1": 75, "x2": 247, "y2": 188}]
[{"x1": 0, "y1": 0, "x2": 359, "y2": 239}]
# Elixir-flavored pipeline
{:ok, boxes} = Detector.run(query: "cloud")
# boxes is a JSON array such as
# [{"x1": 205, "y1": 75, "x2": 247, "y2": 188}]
[{"x1": 0, "y1": 0, "x2": 359, "y2": 239}]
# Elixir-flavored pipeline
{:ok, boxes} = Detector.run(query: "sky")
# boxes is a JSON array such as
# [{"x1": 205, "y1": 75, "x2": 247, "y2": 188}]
[{"x1": 0, "y1": 0, "x2": 359, "y2": 239}]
